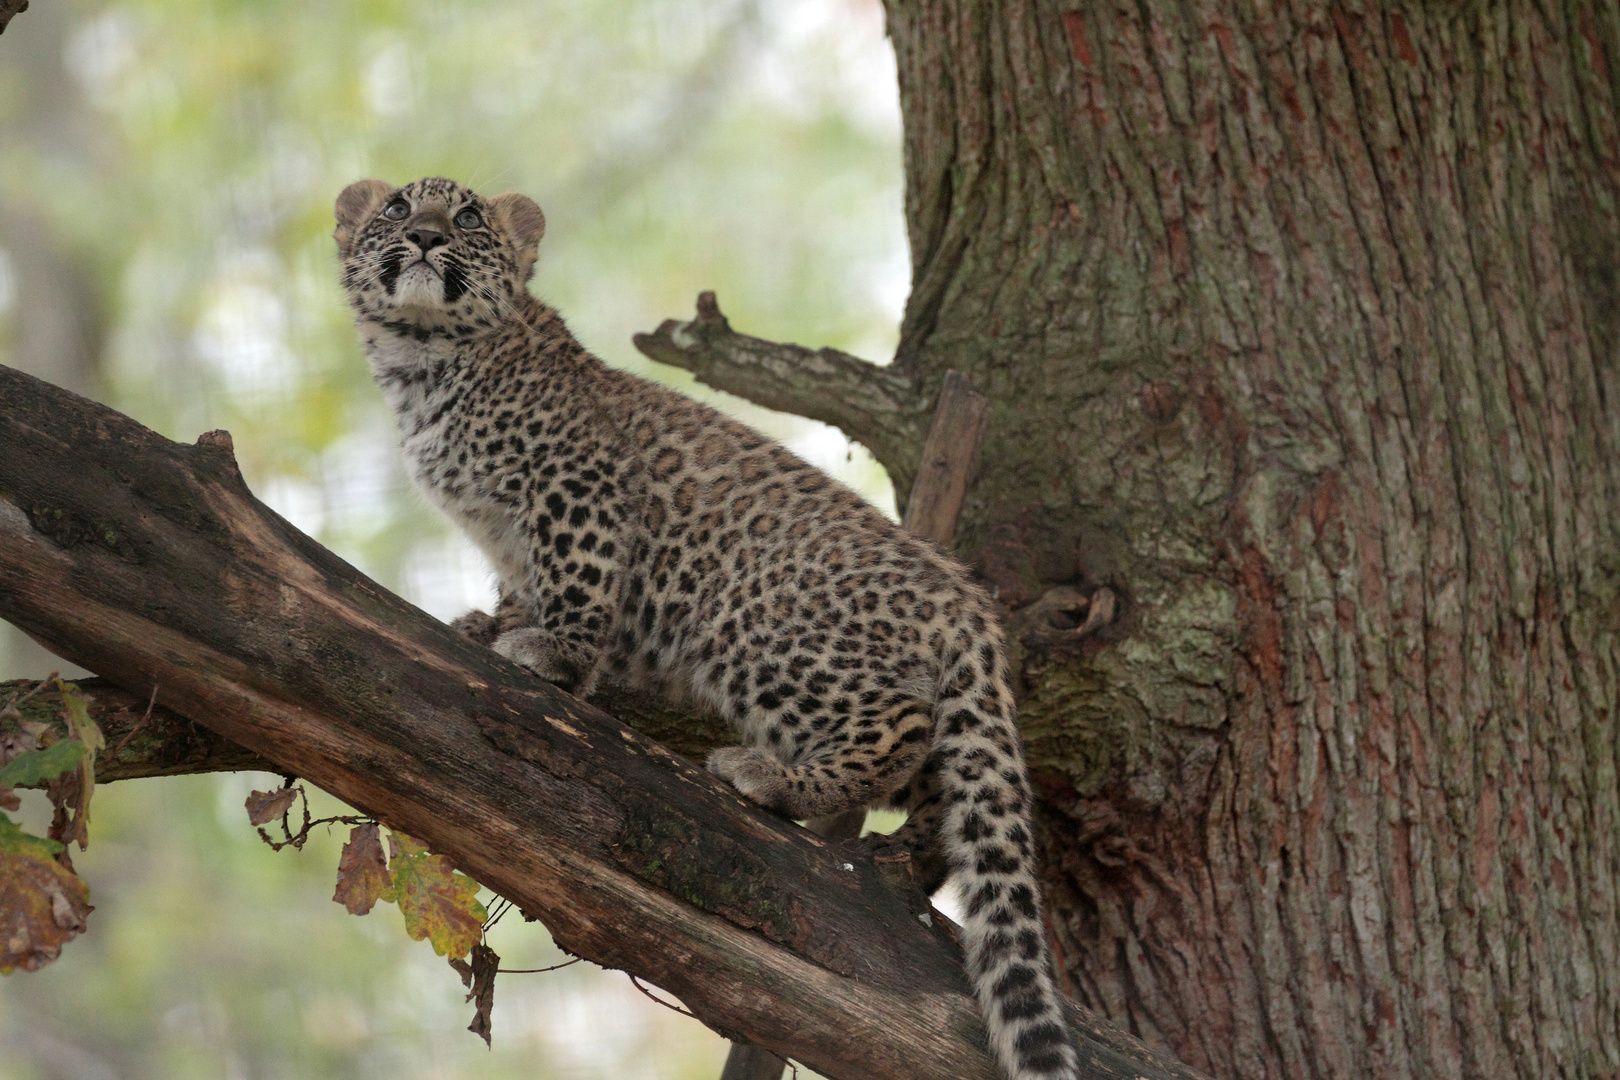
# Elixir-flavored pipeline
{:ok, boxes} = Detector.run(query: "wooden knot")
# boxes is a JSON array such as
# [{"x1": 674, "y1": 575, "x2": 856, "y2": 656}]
[
  {"x1": 694, "y1": 291, "x2": 729, "y2": 328},
  {"x1": 196, "y1": 430, "x2": 235, "y2": 453}
]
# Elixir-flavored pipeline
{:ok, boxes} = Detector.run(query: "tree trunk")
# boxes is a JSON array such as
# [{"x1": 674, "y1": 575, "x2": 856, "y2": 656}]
[{"x1": 877, "y1": 3, "x2": 1620, "y2": 1080}]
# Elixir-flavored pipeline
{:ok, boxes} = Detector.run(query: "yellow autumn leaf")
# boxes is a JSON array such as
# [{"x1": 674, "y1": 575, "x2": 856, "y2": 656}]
[
  {"x1": 56, "y1": 680, "x2": 103, "y2": 852},
  {"x1": 386, "y1": 832, "x2": 485, "y2": 960}
]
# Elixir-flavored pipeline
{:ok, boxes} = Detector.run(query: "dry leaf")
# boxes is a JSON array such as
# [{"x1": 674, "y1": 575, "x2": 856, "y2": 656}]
[
  {"x1": 57, "y1": 682, "x2": 102, "y2": 850},
  {"x1": 245, "y1": 786, "x2": 298, "y2": 826},
  {"x1": 0, "y1": 816, "x2": 92, "y2": 973},
  {"x1": 465, "y1": 942, "x2": 499, "y2": 1047},
  {"x1": 333, "y1": 822, "x2": 391, "y2": 915}
]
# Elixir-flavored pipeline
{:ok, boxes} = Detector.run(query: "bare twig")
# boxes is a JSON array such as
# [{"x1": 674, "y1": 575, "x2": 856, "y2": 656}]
[
  {"x1": 630, "y1": 974, "x2": 700, "y2": 1020},
  {"x1": 900, "y1": 371, "x2": 991, "y2": 546},
  {"x1": 2, "y1": 673, "x2": 57, "y2": 715},
  {"x1": 109, "y1": 684, "x2": 159, "y2": 757},
  {"x1": 483, "y1": 896, "x2": 513, "y2": 931},
  {"x1": 500, "y1": 958, "x2": 582, "y2": 975}
]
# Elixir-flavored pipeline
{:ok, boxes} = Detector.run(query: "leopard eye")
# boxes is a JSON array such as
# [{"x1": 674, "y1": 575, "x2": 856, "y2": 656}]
[
  {"x1": 454, "y1": 207, "x2": 483, "y2": 230},
  {"x1": 382, "y1": 199, "x2": 409, "y2": 221}
]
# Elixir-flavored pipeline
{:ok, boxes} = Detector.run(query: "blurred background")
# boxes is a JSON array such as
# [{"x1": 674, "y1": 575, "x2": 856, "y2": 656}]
[{"x1": 0, "y1": 1, "x2": 905, "y2": 1076}]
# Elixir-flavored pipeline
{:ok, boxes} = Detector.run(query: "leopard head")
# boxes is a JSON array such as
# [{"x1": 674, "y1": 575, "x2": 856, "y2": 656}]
[{"x1": 334, "y1": 176, "x2": 546, "y2": 334}]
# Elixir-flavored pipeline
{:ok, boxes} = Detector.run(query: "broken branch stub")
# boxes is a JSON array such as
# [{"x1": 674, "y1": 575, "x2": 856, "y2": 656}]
[{"x1": 632, "y1": 292, "x2": 928, "y2": 499}]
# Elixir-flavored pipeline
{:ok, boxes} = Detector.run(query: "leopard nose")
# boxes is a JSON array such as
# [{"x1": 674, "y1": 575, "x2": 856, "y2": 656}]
[{"x1": 407, "y1": 227, "x2": 446, "y2": 252}]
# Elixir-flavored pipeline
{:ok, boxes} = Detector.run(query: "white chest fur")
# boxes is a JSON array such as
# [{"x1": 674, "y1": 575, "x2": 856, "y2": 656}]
[{"x1": 360, "y1": 324, "x2": 532, "y2": 588}]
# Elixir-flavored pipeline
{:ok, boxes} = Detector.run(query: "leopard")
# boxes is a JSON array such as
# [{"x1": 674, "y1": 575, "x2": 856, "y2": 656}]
[{"x1": 335, "y1": 175, "x2": 1079, "y2": 1080}]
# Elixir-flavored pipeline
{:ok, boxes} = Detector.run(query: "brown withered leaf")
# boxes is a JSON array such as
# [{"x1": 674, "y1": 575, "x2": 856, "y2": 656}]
[
  {"x1": 245, "y1": 785, "x2": 298, "y2": 827},
  {"x1": 0, "y1": 816, "x2": 92, "y2": 973},
  {"x1": 465, "y1": 942, "x2": 499, "y2": 1047},
  {"x1": 333, "y1": 822, "x2": 391, "y2": 915},
  {"x1": 45, "y1": 768, "x2": 81, "y2": 868}
]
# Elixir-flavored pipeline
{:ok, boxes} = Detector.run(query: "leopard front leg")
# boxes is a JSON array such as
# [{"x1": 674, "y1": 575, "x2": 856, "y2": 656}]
[
  {"x1": 449, "y1": 589, "x2": 525, "y2": 646},
  {"x1": 493, "y1": 504, "x2": 628, "y2": 697},
  {"x1": 493, "y1": 626, "x2": 603, "y2": 694}
]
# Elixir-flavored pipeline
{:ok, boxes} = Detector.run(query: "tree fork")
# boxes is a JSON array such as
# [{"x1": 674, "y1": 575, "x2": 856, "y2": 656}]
[{"x1": 0, "y1": 364, "x2": 1205, "y2": 1080}]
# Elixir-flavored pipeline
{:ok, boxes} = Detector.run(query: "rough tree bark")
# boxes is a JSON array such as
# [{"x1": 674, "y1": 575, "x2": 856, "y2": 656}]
[
  {"x1": 641, "y1": 4, "x2": 1620, "y2": 1080},
  {"x1": 0, "y1": 364, "x2": 1207, "y2": 1080}
]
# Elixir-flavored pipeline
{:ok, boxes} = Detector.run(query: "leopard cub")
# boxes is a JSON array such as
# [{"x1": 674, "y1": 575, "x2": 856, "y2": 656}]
[{"x1": 336, "y1": 176, "x2": 1077, "y2": 1080}]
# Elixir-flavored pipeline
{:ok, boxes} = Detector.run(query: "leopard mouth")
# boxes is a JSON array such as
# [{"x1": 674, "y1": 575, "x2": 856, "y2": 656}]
[
  {"x1": 389, "y1": 258, "x2": 450, "y2": 308},
  {"x1": 376, "y1": 250, "x2": 441, "y2": 295}
]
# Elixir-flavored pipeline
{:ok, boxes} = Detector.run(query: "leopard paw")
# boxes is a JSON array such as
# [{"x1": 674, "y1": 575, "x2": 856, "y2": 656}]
[
  {"x1": 449, "y1": 609, "x2": 500, "y2": 646},
  {"x1": 707, "y1": 746, "x2": 792, "y2": 813},
  {"x1": 494, "y1": 628, "x2": 582, "y2": 691}
]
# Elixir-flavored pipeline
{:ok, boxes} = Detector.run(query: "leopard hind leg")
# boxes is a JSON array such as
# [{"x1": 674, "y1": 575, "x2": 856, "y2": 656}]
[
  {"x1": 708, "y1": 703, "x2": 933, "y2": 820},
  {"x1": 864, "y1": 760, "x2": 951, "y2": 894}
]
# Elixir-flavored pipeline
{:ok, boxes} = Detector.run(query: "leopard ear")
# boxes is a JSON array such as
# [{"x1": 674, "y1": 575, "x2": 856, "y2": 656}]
[
  {"x1": 334, "y1": 179, "x2": 394, "y2": 255},
  {"x1": 487, "y1": 192, "x2": 546, "y2": 281}
]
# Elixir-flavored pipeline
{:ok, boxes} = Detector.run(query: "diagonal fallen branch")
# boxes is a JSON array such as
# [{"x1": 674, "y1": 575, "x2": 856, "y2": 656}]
[{"x1": 0, "y1": 363, "x2": 1205, "y2": 1080}]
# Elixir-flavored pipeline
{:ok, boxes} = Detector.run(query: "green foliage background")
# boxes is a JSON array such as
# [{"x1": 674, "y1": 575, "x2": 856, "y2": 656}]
[{"x1": 0, "y1": 0, "x2": 903, "y2": 1075}]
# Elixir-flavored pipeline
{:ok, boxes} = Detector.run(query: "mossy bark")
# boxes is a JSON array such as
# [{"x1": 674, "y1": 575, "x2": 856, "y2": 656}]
[{"x1": 878, "y1": 3, "x2": 1620, "y2": 1079}]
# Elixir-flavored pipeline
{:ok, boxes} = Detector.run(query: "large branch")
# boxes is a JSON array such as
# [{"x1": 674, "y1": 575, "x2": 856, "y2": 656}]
[
  {"x1": 0, "y1": 675, "x2": 727, "y2": 784},
  {"x1": 1, "y1": 675, "x2": 733, "y2": 785},
  {"x1": 0, "y1": 0, "x2": 27, "y2": 35},
  {"x1": 0, "y1": 364, "x2": 1204, "y2": 1080},
  {"x1": 1, "y1": 676, "x2": 279, "y2": 781},
  {"x1": 632, "y1": 292, "x2": 930, "y2": 498}
]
